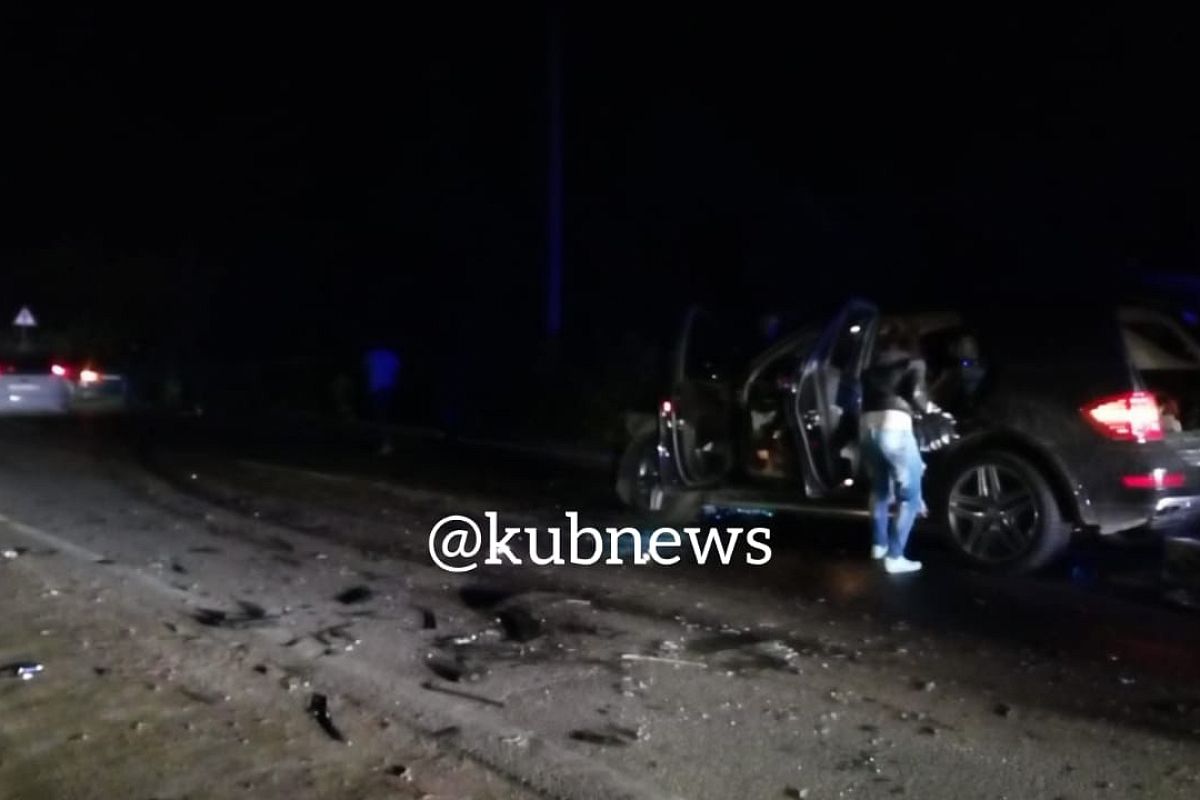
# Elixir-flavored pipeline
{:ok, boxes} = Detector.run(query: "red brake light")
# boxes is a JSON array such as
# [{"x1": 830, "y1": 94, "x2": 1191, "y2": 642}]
[
  {"x1": 660, "y1": 399, "x2": 673, "y2": 415},
  {"x1": 51, "y1": 363, "x2": 70, "y2": 378},
  {"x1": 1082, "y1": 391, "x2": 1163, "y2": 442},
  {"x1": 1122, "y1": 471, "x2": 1185, "y2": 489},
  {"x1": 80, "y1": 368, "x2": 100, "y2": 385}
]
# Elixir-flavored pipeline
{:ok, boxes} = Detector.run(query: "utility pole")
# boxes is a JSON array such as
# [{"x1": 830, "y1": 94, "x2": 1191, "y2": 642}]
[{"x1": 545, "y1": 2, "x2": 564, "y2": 340}]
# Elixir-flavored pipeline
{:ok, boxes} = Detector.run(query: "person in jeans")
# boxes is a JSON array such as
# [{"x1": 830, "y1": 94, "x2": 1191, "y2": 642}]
[{"x1": 860, "y1": 322, "x2": 930, "y2": 574}]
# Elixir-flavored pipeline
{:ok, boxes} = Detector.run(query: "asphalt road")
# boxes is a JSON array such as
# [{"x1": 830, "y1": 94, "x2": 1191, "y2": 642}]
[{"x1": 3, "y1": 415, "x2": 1200, "y2": 799}]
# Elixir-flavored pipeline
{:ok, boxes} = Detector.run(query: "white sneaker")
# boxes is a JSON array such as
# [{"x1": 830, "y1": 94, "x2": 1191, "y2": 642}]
[
  {"x1": 884, "y1": 557, "x2": 922, "y2": 574},
  {"x1": 871, "y1": 545, "x2": 888, "y2": 560}
]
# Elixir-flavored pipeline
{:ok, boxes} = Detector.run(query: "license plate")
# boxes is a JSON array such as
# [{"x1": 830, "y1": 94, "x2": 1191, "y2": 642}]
[{"x1": 10, "y1": 383, "x2": 39, "y2": 391}]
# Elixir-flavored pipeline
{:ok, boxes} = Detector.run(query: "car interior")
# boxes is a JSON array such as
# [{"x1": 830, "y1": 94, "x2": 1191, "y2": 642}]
[{"x1": 733, "y1": 311, "x2": 988, "y2": 491}]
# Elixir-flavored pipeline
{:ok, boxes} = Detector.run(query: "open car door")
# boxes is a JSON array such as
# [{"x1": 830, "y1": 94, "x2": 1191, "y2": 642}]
[
  {"x1": 790, "y1": 299, "x2": 879, "y2": 498},
  {"x1": 662, "y1": 306, "x2": 736, "y2": 488}
]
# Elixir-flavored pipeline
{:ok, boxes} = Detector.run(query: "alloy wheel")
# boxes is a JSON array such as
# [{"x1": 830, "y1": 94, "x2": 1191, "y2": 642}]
[{"x1": 947, "y1": 464, "x2": 1040, "y2": 563}]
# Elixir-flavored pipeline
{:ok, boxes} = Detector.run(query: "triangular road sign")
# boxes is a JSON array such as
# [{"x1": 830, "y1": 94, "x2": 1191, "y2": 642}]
[{"x1": 13, "y1": 306, "x2": 37, "y2": 327}]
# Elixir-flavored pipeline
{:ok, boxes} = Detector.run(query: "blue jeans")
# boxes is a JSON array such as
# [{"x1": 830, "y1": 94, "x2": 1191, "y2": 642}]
[{"x1": 861, "y1": 426, "x2": 925, "y2": 558}]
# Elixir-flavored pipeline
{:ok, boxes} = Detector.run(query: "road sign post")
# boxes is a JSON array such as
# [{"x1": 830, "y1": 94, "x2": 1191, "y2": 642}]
[{"x1": 12, "y1": 306, "x2": 37, "y2": 350}]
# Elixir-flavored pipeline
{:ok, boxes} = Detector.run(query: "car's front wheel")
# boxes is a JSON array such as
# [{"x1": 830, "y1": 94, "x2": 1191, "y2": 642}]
[
  {"x1": 615, "y1": 428, "x2": 702, "y2": 524},
  {"x1": 934, "y1": 450, "x2": 1070, "y2": 573}
]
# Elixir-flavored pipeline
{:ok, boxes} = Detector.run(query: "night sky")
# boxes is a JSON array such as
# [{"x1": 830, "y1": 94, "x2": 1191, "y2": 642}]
[{"x1": 2, "y1": 7, "x2": 1198, "y2": 360}]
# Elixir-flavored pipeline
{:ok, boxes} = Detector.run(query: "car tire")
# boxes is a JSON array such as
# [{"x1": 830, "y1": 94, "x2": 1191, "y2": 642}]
[
  {"x1": 615, "y1": 427, "x2": 702, "y2": 524},
  {"x1": 932, "y1": 450, "x2": 1070, "y2": 573}
]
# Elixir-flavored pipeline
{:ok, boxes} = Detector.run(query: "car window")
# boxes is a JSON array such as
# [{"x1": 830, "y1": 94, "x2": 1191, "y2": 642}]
[{"x1": 1122, "y1": 319, "x2": 1200, "y2": 370}]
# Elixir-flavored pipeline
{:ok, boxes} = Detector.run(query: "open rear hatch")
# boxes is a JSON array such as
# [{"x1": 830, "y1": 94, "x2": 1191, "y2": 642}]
[{"x1": 1120, "y1": 307, "x2": 1200, "y2": 465}]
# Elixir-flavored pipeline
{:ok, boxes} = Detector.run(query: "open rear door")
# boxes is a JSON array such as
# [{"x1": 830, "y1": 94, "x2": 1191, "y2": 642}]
[
  {"x1": 790, "y1": 299, "x2": 878, "y2": 497},
  {"x1": 663, "y1": 306, "x2": 736, "y2": 487}
]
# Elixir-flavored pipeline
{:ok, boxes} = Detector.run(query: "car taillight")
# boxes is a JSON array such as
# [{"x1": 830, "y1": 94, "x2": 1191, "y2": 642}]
[
  {"x1": 80, "y1": 368, "x2": 100, "y2": 385},
  {"x1": 51, "y1": 363, "x2": 71, "y2": 377},
  {"x1": 1122, "y1": 471, "x2": 1185, "y2": 489},
  {"x1": 1082, "y1": 391, "x2": 1163, "y2": 442}
]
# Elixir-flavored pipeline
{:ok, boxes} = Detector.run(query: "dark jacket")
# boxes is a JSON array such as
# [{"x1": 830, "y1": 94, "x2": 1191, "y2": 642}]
[{"x1": 862, "y1": 347, "x2": 929, "y2": 416}]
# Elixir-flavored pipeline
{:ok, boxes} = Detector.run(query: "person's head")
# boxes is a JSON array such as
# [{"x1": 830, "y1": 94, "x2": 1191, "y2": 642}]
[{"x1": 875, "y1": 320, "x2": 917, "y2": 354}]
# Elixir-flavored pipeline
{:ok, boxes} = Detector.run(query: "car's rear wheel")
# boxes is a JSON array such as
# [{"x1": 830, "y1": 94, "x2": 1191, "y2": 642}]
[
  {"x1": 615, "y1": 428, "x2": 702, "y2": 524},
  {"x1": 936, "y1": 450, "x2": 1070, "y2": 573}
]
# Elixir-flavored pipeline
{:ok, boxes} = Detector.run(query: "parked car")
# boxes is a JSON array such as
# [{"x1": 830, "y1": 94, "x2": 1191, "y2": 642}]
[
  {"x1": 0, "y1": 355, "x2": 73, "y2": 414},
  {"x1": 0, "y1": 354, "x2": 126, "y2": 415},
  {"x1": 616, "y1": 299, "x2": 1200, "y2": 573}
]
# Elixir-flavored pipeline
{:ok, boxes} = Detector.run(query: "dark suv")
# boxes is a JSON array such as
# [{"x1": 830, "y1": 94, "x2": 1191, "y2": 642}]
[{"x1": 616, "y1": 299, "x2": 1200, "y2": 572}]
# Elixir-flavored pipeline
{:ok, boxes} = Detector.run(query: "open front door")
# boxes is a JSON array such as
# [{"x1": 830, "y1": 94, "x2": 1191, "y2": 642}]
[
  {"x1": 791, "y1": 299, "x2": 878, "y2": 498},
  {"x1": 663, "y1": 306, "x2": 735, "y2": 487}
]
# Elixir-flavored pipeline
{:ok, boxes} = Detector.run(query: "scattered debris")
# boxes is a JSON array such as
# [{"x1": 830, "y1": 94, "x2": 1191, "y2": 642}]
[
  {"x1": 913, "y1": 679, "x2": 936, "y2": 692},
  {"x1": 95, "y1": 558, "x2": 116, "y2": 565},
  {"x1": 994, "y1": 703, "x2": 1014, "y2": 718},
  {"x1": 253, "y1": 664, "x2": 269, "y2": 675},
  {"x1": 420, "y1": 680, "x2": 505, "y2": 707},
  {"x1": 311, "y1": 624, "x2": 359, "y2": 648},
  {"x1": 237, "y1": 600, "x2": 267, "y2": 619},
  {"x1": 335, "y1": 585, "x2": 374, "y2": 605},
  {"x1": 187, "y1": 545, "x2": 221, "y2": 554},
  {"x1": 432, "y1": 725, "x2": 461, "y2": 738},
  {"x1": 569, "y1": 724, "x2": 641, "y2": 747},
  {"x1": 621, "y1": 654, "x2": 706, "y2": 668},
  {"x1": 497, "y1": 607, "x2": 542, "y2": 642},
  {"x1": 178, "y1": 687, "x2": 222, "y2": 705},
  {"x1": 170, "y1": 561, "x2": 188, "y2": 575},
  {"x1": 307, "y1": 693, "x2": 347, "y2": 743},
  {"x1": 784, "y1": 787, "x2": 809, "y2": 799},
  {"x1": 192, "y1": 602, "x2": 274, "y2": 629},
  {"x1": 419, "y1": 608, "x2": 437, "y2": 630},
  {"x1": 425, "y1": 656, "x2": 466, "y2": 683},
  {"x1": 385, "y1": 765, "x2": 410, "y2": 779},
  {"x1": 2, "y1": 661, "x2": 44, "y2": 680}
]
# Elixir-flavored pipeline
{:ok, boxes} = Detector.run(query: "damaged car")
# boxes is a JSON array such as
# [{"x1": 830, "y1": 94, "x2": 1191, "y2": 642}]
[{"x1": 617, "y1": 299, "x2": 1200, "y2": 573}]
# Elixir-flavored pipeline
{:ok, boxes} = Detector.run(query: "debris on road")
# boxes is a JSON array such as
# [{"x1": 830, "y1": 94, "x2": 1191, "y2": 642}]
[
  {"x1": 335, "y1": 585, "x2": 374, "y2": 605},
  {"x1": 385, "y1": 764, "x2": 410, "y2": 779},
  {"x1": 419, "y1": 607, "x2": 437, "y2": 629},
  {"x1": 420, "y1": 680, "x2": 505, "y2": 707},
  {"x1": 569, "y1": 724, "x2": 641, "y2": 747},
  {"x1": 2, "y1": 548, "x2": 22, "y2": 560},
  {"x1": 621, "y1": 653, "x2": 706, "y2": 668},
  {"x1": 425, "y1": 655, "x2": 466, "y2": 683},
  {"x1": 306, "y1": 693, "x2": 347, "y2": 743},
  {"x1": 191, "y1": 603, "x2": 276, "y2": 629},
  {"x1": 2, "y1": 661, "x2": 44, "y2": 680},
  {"x1": 497, "y1": 606, "x2": 542, "y2": 642}
]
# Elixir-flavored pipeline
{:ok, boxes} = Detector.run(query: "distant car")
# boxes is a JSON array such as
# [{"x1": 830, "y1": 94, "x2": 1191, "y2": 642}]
[
  {"x1": 617, "y1": 299, "x2": 1200, "y2": 573},
  {"x1": 0, "y1": 355, "x2": 127, "y2": 415},
  {"x1": 0, "y1": 355, "x2": 72, "y2": 414},
  {"x1": 68, "y1": 361, "x2": 128, "y2": 413}
]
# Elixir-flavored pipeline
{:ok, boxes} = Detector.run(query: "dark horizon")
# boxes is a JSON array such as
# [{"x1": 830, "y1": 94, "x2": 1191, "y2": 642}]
[{"x1": 3, "y1": 7, "x2": 1199, "y2": 356}]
